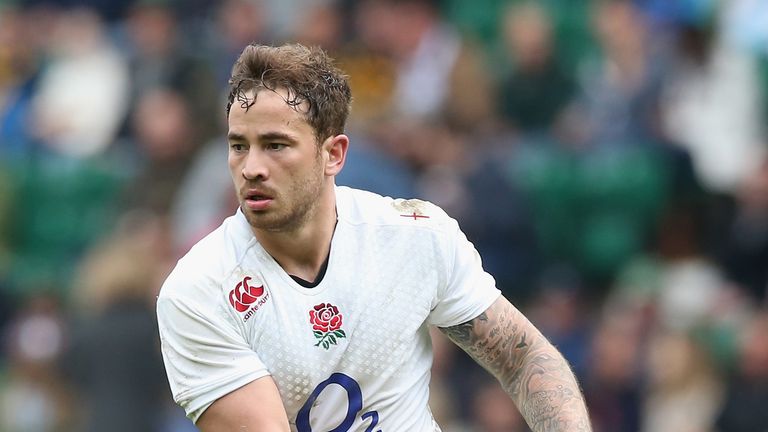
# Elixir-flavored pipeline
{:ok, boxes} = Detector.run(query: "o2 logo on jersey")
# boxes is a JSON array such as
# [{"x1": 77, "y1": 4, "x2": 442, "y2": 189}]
[
  {"x1": 229, "y1": 276, "x2": 269, "y2": 321},
  {"x1": 296, "y1": 373, "x2": 381, "y2": 432}
]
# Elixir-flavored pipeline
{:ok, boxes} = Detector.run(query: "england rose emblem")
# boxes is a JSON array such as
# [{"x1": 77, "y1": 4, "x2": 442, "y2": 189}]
[{"x1": 309, "y1": 303, "x2": 346, "y2": 349}]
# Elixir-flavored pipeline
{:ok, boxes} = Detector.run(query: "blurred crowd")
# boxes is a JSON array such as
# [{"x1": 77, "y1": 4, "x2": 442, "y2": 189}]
[{"x1": 0, "y1": 0, "x2": 766, "y2": 431}]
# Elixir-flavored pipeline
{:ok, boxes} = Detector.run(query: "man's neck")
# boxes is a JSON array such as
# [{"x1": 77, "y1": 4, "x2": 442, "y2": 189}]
[{"x1": 253, "y1": 195, "x2": 338, "y2": 283}]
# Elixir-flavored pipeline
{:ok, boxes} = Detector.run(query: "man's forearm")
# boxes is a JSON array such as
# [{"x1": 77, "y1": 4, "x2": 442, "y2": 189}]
[
  {"x1": 440, "y1": 298, "x2": 592, "y2": 432},
  {"x1": 503, "y1": 331, "x2": 591, "y2": 431}
]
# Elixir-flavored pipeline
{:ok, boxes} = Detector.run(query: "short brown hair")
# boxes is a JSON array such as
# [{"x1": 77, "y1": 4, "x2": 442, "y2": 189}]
[{"x1": 226, "y1": 43, "x2": 352, "y2": 141}]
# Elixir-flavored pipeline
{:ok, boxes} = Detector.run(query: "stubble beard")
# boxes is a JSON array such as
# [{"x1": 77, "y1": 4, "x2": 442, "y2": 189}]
[{"x1": 241, "y1": 166, "x2": 325, "y2": 234}]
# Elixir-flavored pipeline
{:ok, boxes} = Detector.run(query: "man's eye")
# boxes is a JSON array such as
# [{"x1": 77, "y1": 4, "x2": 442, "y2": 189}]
[
  {"x1": 231, "y1": 144, "x2": 246, "y2": 151},
  {"x1": 268, "y1": 143, "x2": 286, "y2": 151}
]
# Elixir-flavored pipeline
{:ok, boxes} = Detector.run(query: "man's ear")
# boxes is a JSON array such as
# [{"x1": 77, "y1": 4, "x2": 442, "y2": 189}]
[{"x1": 322, "y1": 134, "x2": 349, "y2": 176}]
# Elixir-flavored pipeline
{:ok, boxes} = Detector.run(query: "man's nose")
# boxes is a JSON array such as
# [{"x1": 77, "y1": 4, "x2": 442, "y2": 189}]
[{"x1": 242, "y1": 148, "x2": 268, "y2": 180}]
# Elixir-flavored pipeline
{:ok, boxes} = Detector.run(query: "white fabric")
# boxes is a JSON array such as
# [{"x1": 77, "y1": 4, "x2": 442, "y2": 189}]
[
  {"x1": 32, "y1": 33, "x2": 129, "y2": 157},
  {"x1": 157, "y1": 186, "x2": 501, "y2": 430},
  {"x1": 394, "y1": 23, "x2": 461, "y2": 119},
  {"x1": 661, "y1": 37, "x2": 765, "y2": 193}
]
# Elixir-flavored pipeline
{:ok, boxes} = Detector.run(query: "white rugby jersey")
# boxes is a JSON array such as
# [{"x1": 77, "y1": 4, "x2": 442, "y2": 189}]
[{"x1": 157, "y1": 186, "x2": 501, "y2": 431}]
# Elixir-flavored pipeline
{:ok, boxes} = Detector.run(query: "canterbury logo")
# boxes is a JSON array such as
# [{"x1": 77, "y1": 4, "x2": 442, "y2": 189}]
[{"x1": 229, "y1": 276, "x2": 264, "y2": 312}]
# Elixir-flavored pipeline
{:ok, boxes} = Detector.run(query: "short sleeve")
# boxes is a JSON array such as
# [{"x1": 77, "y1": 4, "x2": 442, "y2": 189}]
[
  {"x1": 427, "y1": 221, "x2": 501, "y2": 328},
  {"x1": 157, "y1": 277, "x2": 270, "y2": 423}
]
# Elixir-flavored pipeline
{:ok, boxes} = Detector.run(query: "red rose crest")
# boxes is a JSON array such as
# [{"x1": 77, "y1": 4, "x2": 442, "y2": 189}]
[
  {"x1": 229, "y1": 276, "x2": 264, "y2": 312},
  {"x1": 309, "y1": 302, "x2": 346, "y2": 350}
]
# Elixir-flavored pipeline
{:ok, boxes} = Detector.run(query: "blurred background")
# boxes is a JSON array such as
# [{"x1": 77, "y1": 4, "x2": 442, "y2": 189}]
[{"x1": 0, "y1": 0, "x2": 766, "y2": 430}]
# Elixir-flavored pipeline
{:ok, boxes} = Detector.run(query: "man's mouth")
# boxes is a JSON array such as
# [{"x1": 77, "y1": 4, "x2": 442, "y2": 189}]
[
  {"x1": 243, "y1": 190, "x2": 274, "y2": 210},
  {"x1": 246, "y1": 193, "x2": 270, "y2": 201}
]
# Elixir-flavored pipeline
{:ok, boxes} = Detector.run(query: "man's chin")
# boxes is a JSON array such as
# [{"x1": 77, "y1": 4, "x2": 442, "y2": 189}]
[{"x1": 242, "y1": 208, "x2": 285, "y2": 232}]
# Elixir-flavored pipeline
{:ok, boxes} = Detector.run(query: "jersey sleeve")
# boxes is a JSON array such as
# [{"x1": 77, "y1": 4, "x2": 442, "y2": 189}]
[
  {"x1": 157, "y1": 273, "x2": 271, "y2": 423},
  {"x1": 427, "y1": 219, "x2": 502, "y2": 328}
]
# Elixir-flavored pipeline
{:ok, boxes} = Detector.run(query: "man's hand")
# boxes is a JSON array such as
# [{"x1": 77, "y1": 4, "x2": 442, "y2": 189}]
[{"x1": 439, "y1": 296, "x2": 592, "y2": 432}]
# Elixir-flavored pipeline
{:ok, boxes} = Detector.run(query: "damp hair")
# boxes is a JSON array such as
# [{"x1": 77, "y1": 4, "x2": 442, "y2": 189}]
[{"x1": 226, "y1": 43, "x2": 352, "y2": 142}]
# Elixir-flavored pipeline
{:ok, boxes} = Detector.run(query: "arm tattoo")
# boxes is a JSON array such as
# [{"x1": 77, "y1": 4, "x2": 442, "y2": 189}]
[
  {"x1": 443, "y1": 312, "x2": 487, "y2": 344},
  {"x1": 440, "y1": 299, "x2": 592, "y2": 432}
]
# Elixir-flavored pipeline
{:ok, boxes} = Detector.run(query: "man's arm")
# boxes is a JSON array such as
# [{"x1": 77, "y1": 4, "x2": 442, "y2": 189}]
[
  {"x1": 196, "y1": 376, "x2": 291, "y2": 432},
  {"x1": 439, "y1": 296, "x2": 592, "y2": 432}
]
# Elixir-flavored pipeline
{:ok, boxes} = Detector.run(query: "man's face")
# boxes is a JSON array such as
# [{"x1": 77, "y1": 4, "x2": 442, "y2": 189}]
[{"x1": 227, "y1": 88, "x2": 326, "y2": 232}]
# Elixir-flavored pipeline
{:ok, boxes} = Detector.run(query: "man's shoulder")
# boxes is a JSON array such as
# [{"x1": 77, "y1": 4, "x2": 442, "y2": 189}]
[
  {"x1": 338, "y1": 186, "x2": 455, "y2": 231},
  {"x1": 159, "y1": 213, "x2": 252, "y2": 301}
]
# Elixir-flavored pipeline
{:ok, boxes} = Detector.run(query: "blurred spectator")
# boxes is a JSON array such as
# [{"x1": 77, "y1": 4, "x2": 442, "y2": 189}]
[
  {"x1": 605, "y1": 255, "x2": 663, "y2": 338},
  {"x1": 122, "y1": 0, "x2": 219, "y2": 142},
  {"x1": 31, "y1": 8, "x2": 129, "y2": 158},
  {"x1": 293, "y1": 0, "x2": 346, "y2": 52},
  {"x1": 444, "y1": 0, "x2": 596, "y2": 75},
  {"x1": 497, "y1": 2, "x2": 576, "y2": 135},
  {"x1": 642, "y1": 329, "x2": 723, "y2": 432},
  {"x1": 635, "y1": 0, "x2": 717, "y2": 30},
  {"x1": 61, "y1": 211, "x2": 181, "y2": 432},
  {"x1": 355, "y1": 0, "x2": 494, "y2": 131},
  {"x1": 583, "y1": 310, "x2": 643, "y2": 432},
  {"x1": 209, "y1": 0, "x2": 273, "y2": 86},
  {"x1": 336, "y1": 2, "x2": 399, "y2": 129},
  {"x1": 656, "y1": 253, "x2": 726, "y2": 332},
  {"x1": 335, "y1": 131, "x2": 417, "y2": 200},
  {"x1": 715, "y1": 309, "x2": 768, "y2": 432},
  {"x1": 0, "y1": 295, "x2": 71, "y2": 431},
  {"x1": 719, "y1": 158, "x2": 768, "y2": 302},
  {"x1": 651, "y1": 204, "x2": 740, "y2": 333},
  {"x1": 568, "y1": 0, "x2": 665, "y2": 146},
  {"x1": 455, "y1": 147, "x2": 539, "y2": 297},
  {"x1": 261, "y1": 0, "x2": 328, "y2": 40},
  {"x1": 27, "y1": 0, "x2": 140, "y2": 23},
  {"x1": 168, "y1": 135, "x2": 235, "y2": 254},
  {"x1": 121, "y1": 87, "x2": 200, "y2": 215},
  {"x1": 660, "y1": 11, "x2": 765, "y2": 194},
  {"x1": 526, "y1": 268, "x2": 592, "y2": 377},
  {"x1": 0, "y1": 5, "x2": 48, "y2": 159},
  {"x1": 609, "y1": 201, "x2": 753, "y2": 365}
]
